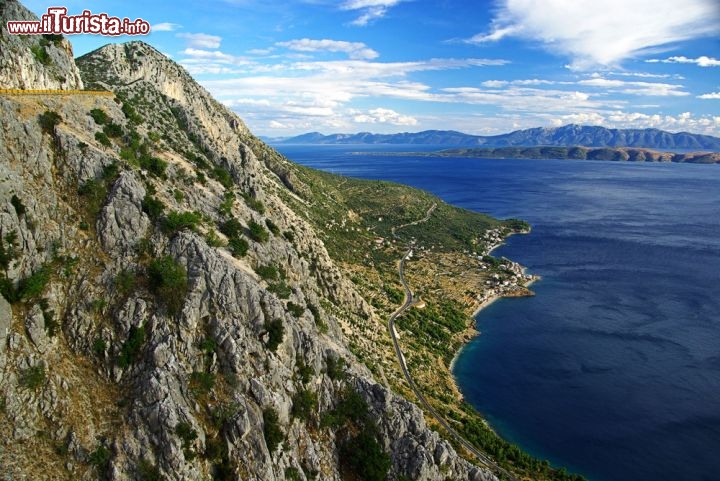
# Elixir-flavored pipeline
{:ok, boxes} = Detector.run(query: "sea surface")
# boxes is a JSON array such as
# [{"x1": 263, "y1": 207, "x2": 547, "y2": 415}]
[{"x1": 273, "y1": 144, "x2": 720, "y2": 481}]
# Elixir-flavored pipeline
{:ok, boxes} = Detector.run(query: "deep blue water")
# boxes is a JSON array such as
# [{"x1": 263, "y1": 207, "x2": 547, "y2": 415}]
[{"x1": 273, "y1": 144, "x2": 720, "y2": 481}]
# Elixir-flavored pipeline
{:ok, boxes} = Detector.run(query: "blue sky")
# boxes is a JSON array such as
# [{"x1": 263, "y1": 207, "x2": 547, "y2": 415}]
[{"x1": 22, "y1": 0, "x2": 720, "y2": 136}]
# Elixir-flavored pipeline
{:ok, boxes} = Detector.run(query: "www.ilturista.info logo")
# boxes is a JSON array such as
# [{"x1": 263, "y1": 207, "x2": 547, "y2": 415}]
[{"x1": 6, "y1": 7, "x2": 150, "y2": 36}]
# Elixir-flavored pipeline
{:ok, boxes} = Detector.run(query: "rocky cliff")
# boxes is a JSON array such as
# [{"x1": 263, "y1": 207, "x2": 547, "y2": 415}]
[
  {"x1": 0, "y1": 2, "x2": 497, "y2": 480},
  {"x1": 0, "y1": 0, "x2": 84, "y2": 90}
]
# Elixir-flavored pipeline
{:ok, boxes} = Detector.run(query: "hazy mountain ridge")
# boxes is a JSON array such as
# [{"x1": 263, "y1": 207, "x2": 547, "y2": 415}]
[{"x1": 274, "y1": 125, "x2": 720, "y2": 150}]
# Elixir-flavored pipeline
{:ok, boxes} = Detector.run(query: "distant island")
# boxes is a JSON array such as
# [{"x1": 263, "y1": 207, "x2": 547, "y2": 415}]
[
  {"x1": 270, "y1": 124, "x2": 720, "y2": 151},
  {"x1": 407, "y1": 146, "x2": 720, "y2": 164}
]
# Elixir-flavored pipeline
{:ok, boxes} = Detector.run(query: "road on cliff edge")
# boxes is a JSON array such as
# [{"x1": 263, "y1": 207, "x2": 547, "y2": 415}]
[{"x1": 389, "y1": 204, "x2": 518, "y2": 481}]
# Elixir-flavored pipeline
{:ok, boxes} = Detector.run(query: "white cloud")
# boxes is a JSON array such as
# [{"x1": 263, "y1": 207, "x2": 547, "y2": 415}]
[
  {"x1": 276, "y1": 38, "x2": 379, "y2": 60},
  {"x1": 606, "y1": 71, "x2": 679, "y2": 79},
  {"x1": 578, "y1": 78, "x2": 689, "y2": 96},
  {"x1": 176, "y1": 32, "x2": 222, "y2": 49},
  {"x1": 481, "y1": 80, "x2": 509, "y2": 88},
  {"x1": 353, "y1": 108, "x2": 418, "y2": 125},
  {"x1": 646, "y1": 55, "x2": 720, "y2": 67},
  {"x1": 179, "y1": 48, "x2": 254, "y2": 75},
  {"x1": 698, "y1": 92, "x2": 720, "y2": 99},
  {"x1": 467, "y1": 0, "x2": 720, "y2": 69},
  {"x1": 152, "y1": 22, "x2": 181, "y2": 32},
  {"x1": 340, "y1": 0, "x2": 403, "y2": 26},
  {"x1": 539, "y1": 110, "x2": 720, "y2": 134},
  {"x1": 247, "y1": 48, "x2": 275, "y2": 56},
  {"x1": 482, "y1": 78, "x2": 570, "y2": 88}
]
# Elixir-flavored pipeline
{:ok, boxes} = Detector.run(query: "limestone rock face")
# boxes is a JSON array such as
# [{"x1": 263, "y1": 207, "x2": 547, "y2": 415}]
[
  {"x1": 0, "y1": 8, "x2": 497, "y2": 481},
  {"x1": 0, "y1": 0, "x2": 84, "y2": 90},
  {"x1": 98, "y1": 171, "x2": 150, "y2": 256}
]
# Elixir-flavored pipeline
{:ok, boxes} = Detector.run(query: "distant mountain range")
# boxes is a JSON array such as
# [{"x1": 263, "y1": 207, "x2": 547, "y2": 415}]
[{"x1": 269, "y1": 124, "x2": 720, "y2": 151}]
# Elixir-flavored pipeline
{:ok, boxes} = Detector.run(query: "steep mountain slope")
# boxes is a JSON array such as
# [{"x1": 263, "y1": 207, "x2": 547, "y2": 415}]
[
  {"x1": 0, "y1": 3, "x2": 502, "y2": 481},
  {"x1": 275, "y1": 125, "x2": 720, "y2": 150}
]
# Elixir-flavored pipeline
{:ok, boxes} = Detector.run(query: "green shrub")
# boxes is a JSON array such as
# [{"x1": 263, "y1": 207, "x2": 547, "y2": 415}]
[
  {"x1": 89, "y1": 444, "x2": 110, "y2": 468},
  {"x1": 199, "y1": 337, "x2": 217, "y2": 354},
  {"x1": 211, "y1": 167, "x2": 234, "y2": 189},
  {"x1": 121, "y1": 101, "x2": 143, "y2": 125},
  {"x1": 102, "y1": 122, "x2": 123, "y2": 138},
  {"x1": 326, "y1": 356, "x2": 347, "y2": 381},
  {"x1": 147, "y1": 256, "x2": 187, "y2": 315},
  {"x1": 242, "y1": 194, "x2": 265, "y2": 214},
  {"x1": 228, "y1": 237, "x2": 248, "y2": 258},
  {"x1": 31, "y1": 44, "x2": 51, "y2": 65},
  {"x1": 138, "y1": 154, "x2": 167, "y2": 178},
  {"x1": 93, "y1": 338, "x2": 107, "y2": 356},
  {"x1": 264, "y1": 319, "x2": 284, "y2": 352},
  {"x1": 43, "y1": 308, "x2": 58, "y2": 336},
  {"x1": 291, "y1": 388, "x2": 318, "y2": 421},
  {"x1": 218, "y1": 192, "x2": 235, "y2": 216},
  {"x1": 42, "y1": 33, "x2": 64, "y2": 45},
  {"x1": 340, "y1": 430, "x2": 391, "y2": 481},
  {"x1": 78, "y1": 179, "x2": 108, "y2": 219},
  {"x1": 219, "y1": 218, "x2": 243, "y2": 238},
  {"x1": 265, "y1": 218, "x2": 280, "y2": 236},
  {"x1": 268, "y1": 282, "x2": 292, "y2": 299},
  {"x1": 19, "y1": 365, "x2": 45, "y2": 389},
  {"x1": 137, "y1": 460, "x2": 162, "y2": 481},
  {"x1": 248, "y1": 220, "x2": 269, "y2": 243},
  {"x1": 255, "y1": 264, "x2": 279, "y2": 281},
  {"x1": 38, "y1": 110, "x2": 61, "y2": 134},
  {"x1": 295, "y1": 357, "x2": 314, "y2": 384},
  {"x1": 286, "y1": 302, "x2": 304, "y2": 317},
  {"x1": 322, "y1": 387, "x2": 390, "y2": 481},
  {"x1": 90, "y1": 108, "x2": 110, "y2": 125},
  {"x1": 18, "y1": 265, "x2": 51, "y2": 300},
  {"x1": 176, "y1": 422, "x2": 198, "y2": 460},
  {"x1": 262, "y1": 408, "x2": 283, "y2": 453},
  {"x1": 117, "y1": 325, "x2": 146, "y2": 368},
  {"x1": 95, "y1": 131, "x2": 112, "y2": 147},
  {"x1": 0, "y1": 231, "x2": 18, "y2": 271},
  {"x1": 162, "y1": 210, "x2": 202, "y2": 234},
  {"x1": 0, "y1": 278, "x2": 18, "y2": 303},
  {"x1": 102, "y1": 162, "x2": 120, "y2": 183},
  {"x1": 285, "y1": 467, "x2": 300, "y2": 481},
  {"x1": 141, "y1": 195, "x2": 165, "y2": 221},
  {"x1": 205, "y1": 230, "x2": 225, "y2": 247},
  {"x1": 190, "y1": 371, "x2": 215, "y2": 396},
  {"x1": 115, "y1": 269, "x2": 136, "y2": 296}
]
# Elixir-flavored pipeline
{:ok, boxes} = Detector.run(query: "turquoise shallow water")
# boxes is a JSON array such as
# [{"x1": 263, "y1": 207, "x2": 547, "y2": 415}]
[{"x1": 274, "y1": 145, "x2": 720, "y2": 481}]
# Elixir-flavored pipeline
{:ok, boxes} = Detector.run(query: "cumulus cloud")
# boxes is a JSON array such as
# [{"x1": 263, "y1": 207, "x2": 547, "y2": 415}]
[
  {"x1": 698, "y1": 92, "x2": 720, "y2": 99},
  {"x1": 353, "y1": 108, "x2": 418, "y2": 125},
  {"x1": 152, "y1": 22, "x2": 181, "y2": 32},
  {"x1": 179, "y1": 48, "x2": 253, "y2": 75},
  {"x1": 646, "y1": 56, "x2": 720, "y2": 67},
  {"x1": 467, "y1": 0, "x2": 720, "y2": 69},
  {"x1": 176, "y1": 32, "x2": 222, "y2": 49},
  {"x1": 538, "y1": 110, "x2": 720, "y2": 134},
  {"x1": 276, "y1": 39, "x2": 379, "y2": 60},
  {"x1": 341, "y1": 0, "x2": 403, "y2": 26}
]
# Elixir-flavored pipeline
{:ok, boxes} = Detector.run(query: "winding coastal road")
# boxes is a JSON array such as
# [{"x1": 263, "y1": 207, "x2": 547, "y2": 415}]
[{"x1": 389, "y1": 205, "x2": 518, "y2": 481}]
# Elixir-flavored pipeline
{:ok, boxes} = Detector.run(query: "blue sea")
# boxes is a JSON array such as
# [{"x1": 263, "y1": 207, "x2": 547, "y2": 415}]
[{"x1": 273, "y1": 144, "x2": 720, "y2": 481}]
